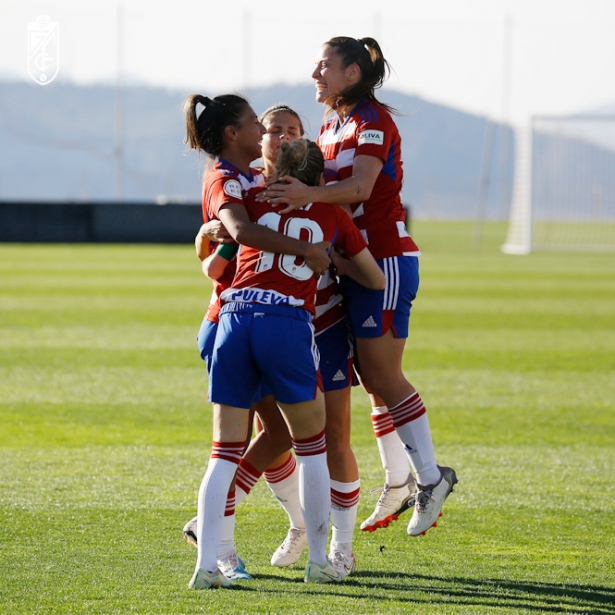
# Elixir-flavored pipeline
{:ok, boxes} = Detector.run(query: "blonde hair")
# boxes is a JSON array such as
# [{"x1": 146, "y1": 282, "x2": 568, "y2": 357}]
[{"x1": 274, "y1": 139, "x2": 324, "y2": 187}]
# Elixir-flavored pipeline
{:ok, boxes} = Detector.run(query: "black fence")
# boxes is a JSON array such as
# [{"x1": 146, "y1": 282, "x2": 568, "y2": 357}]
[{"x1": 0, "y1": 201, "x2": 203, "y2": 243}]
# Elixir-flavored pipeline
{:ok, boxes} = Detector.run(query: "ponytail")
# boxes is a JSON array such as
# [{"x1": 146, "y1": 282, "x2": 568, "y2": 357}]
[
  {"x1": 183, "y1": 93, "x2": 249, "y2": 156},
  {"x1": 324, "y1": 36, "x2": 396, "y2": 114}
]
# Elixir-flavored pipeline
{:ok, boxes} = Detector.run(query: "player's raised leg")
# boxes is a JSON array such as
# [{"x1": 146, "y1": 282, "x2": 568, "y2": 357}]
[{"x1": 361, "y1": 394, "x2": 416, "y2": 532}]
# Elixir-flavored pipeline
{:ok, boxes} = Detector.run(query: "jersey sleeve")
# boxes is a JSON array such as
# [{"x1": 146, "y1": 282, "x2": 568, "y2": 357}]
[
  {"x1": 354, "y1": 113, "x2": 395, "y2": 163},
  {"x1": 206, "y1": 175, "x2": 245, "y2": 220}
]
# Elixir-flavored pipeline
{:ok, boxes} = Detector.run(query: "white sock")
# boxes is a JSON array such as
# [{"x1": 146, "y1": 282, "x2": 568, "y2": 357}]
[
  {"x1": 330, "y1": 478, "x2": 360, "y2": 555},
  {"x1": 218, "y1": 456, "x2": 260, "y2": 559},
  {"x1": 293, "y1": 432, "x2": 330, "y2": 567},
  {"x1": 371, "y1": 405, "x2": 412, "y2": 486},
  {"x1": 389, "y1": 393, "x2": 440, "y2": 486},
  {"x1": 217, "y1": 488, "x2": 242, "y2": 560},
  {"x1": 264, "y1": 454, "x2": 305, "y2": 529},
  {"x1": 196, "y1": 457, "x2": 238, "y2": 573}
]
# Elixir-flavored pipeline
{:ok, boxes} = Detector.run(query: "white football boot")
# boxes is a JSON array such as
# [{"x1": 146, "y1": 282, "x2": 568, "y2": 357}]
[
  {"x1": 188, "y1": 567, "x2": 233, "y2": 589},
  {"x1": 360, "y1": 476, "x2": 417, "y2": 532},
  {"x1": 329, "y1": 550, "x2": 356, "y2": 580},
  {"x1": 407, "y1": 466, "x2": 458, "y2": 536},
  {"x1": 270, "y1": 527, "x2": 307, "y2": 567}
]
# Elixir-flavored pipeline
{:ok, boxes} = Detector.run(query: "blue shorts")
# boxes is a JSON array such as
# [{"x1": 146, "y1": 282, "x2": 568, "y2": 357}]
[
  {"x1": 315, "y1": 318, "x2": 358, "y2": 392},
  {"x1": 209, "y1": 302, "x2": 320, "y2": 408},
  {"x1": 341, "y1": 256, "x2": 419, "y2": 339},
  {"x1": 196, "y1": 318, "x2": 217, "y2": 369},
  {"x1": 197, "y1": 316, "x2": 270, "y2": 402}
]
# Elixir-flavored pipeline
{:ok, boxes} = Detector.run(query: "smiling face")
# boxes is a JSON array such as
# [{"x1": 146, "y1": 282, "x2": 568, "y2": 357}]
[
  {"x1": 261, "y1": 110, "x2": 303, "y2": 166},
  {"x1": 232, "y1": 104, "x2": 266, "y2": 161},
  {"x1": 311, "y1": 44, "x2": 358, "y2": 105}
]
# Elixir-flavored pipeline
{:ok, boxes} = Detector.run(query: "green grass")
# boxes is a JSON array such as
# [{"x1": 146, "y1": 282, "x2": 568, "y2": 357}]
[{"x1": 1, "y1": 222, "x2": 614, "y2": 614}]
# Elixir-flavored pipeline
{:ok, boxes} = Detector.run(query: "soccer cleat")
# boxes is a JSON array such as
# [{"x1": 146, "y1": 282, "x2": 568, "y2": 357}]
[
  {"x1": 188, "y1": 567, "x2": 233, "y2": 589},
  {"x1": 270, "y1": 527, "x2": 308, "y2": 567},
  {"x1": 182, "y1": 516, "x2": 198, "y2": 548},
  {"x1": 183, "y1": 516, "x2": 250, "y2": 579},
  {"x1": 329, "y1": 550, "x2": 356, "y2": 580},
  {"x1": 217, "y1": 552, "x2": 252, "y2": 581},
  {"x1": 304, "y1": 559, "x2": 344, "y2": 584},
  {"x1": 407, "y1": 466, "x2": 458, "y2": 536},
  {"x1": 360, "y1": 476, "x2": 417, "y2": 532}
]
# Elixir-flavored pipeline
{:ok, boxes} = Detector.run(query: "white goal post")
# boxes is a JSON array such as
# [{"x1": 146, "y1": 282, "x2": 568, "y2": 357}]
[{"x1": 502, "y1": 115, "x2": 615, "y2": 254}]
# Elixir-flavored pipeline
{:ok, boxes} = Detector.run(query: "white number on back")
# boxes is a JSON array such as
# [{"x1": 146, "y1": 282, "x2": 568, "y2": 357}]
[{"x1": 255, "y1": 211, "x2": 324, "y2": 280}]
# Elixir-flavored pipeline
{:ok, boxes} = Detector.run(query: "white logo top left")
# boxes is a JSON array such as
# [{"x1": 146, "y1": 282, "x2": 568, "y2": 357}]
[{"x1": 28, "y1": 15, "x2": 59, "y2": 86}]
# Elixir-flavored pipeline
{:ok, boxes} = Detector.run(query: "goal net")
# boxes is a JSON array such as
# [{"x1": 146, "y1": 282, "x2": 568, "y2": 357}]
[{"x1": 502, "y1": 115, "x2": 615, "y2": 254}]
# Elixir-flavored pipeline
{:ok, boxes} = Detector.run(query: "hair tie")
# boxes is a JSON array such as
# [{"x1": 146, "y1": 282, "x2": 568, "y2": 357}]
[{"x1": 199, "y1": 96, "x2": 225, "y2": 122}]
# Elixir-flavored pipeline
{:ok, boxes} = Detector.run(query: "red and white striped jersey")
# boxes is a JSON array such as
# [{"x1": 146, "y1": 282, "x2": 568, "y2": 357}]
[
  {"x1": 312, "y1": 172, "x2": 345, "y2": 334},
  {"x1": 317, "y1": 99, "x2": 420, "y2": 260},
  {"x1": 220, "y1": 187, "x2": 367, "y2": 317},
  {"x1": 313, "y1": 266, "x2": 345, "y2": 334}
]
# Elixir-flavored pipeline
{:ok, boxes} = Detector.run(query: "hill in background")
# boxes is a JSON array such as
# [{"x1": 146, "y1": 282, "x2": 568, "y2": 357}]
[{"x1": 0, "y1": 80, "x2": 514, "y2": 219}]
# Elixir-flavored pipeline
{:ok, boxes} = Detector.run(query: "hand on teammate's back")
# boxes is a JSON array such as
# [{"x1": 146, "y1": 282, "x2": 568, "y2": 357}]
[{"x1": 304, "y1": 241, "x2": 331, "y2": 277}]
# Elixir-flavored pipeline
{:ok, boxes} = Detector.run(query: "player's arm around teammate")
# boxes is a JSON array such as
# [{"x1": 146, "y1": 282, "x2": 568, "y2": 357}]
[
  {"x1": 183, "y1": 95, "x2": 337, "y2": 589},
  {"x1": 184, "y1": 93, "x2": 331, "y2": 277},
  {"x1": 262, "y1": 38, "x2": 458, "y2": 537},
  {"x1": 186, "y1": 106, "x2": 319, "y2": 579}
]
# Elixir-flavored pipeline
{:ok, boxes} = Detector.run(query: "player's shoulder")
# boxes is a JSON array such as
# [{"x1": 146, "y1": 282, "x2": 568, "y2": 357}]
[
  {"x1": 205, "y1": 161, "x2": 239, "y2": 187},
  {"x1": 353, "y1": 99, "x2": 395, "y2": 127},
  {"x1": 204, "y1": 168, "x2": 244, "y2": 204}
]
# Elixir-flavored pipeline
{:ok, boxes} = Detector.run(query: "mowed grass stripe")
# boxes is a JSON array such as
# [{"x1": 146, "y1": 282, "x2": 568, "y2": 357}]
[{"x1": 0, "y1": 222, "x2": 614, "y2": 614}]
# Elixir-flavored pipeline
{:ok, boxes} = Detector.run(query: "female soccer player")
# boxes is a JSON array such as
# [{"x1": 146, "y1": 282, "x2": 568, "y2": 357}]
[
  {"x1": 248, "y1": 105, "x2": 367, "y2": 577},
  {"x1": 259, "y1": 37, "x2": 458, "y2": 537},
  {"x1": 186, "y1": 105, "x2": 313, "y2": 580},
  {"x1": 184, "y1": 92, "x2": 384, "y2": 588},
  {"x1": 192, "y1": 137, "x2": 384, "y2": 589},
  {"x1": 190, "y1": 104, "x2": 368, "y2": 579},
  {"x1": 183, "y1": 94, "x2": 331, "y2": 588}
]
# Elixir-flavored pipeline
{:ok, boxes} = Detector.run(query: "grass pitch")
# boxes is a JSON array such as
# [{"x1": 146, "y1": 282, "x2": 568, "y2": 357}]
[{"x1": 1, "y1": 221, "x2": 614, "y2": 614}]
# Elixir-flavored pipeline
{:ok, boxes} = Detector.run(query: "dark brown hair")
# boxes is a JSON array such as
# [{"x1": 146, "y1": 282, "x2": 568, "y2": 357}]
[
  {"x1": 183, "y1": 93, "x2": 249, "y2": 156},
  {"x1": 259, "y1": 104, "x2": 305, "y2": 136},
  {"x1": 324, "y1": 36, "x2": 395, "y2": 113}
]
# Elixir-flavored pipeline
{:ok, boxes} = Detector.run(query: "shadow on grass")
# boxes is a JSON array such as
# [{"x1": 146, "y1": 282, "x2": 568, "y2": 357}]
[
  {"x1": 354, "y1": 572, "x2": 614, "y2": 614},
  {"x1": 237, "y1": 571, "x2": 615, "y2": 614}
]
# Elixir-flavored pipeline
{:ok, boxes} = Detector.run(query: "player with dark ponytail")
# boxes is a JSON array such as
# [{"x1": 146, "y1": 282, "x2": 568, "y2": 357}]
[
  {"x1": 183, "y1": 93, "x2": 333, "y2": 589},
  {"x1": 260, "y1": 36, "x2": 458, "y2": 539},
  {"x1": 184, "y1": 94, "x2": 251, "y2": 155},
  {"x1": 319, "y1": 36, "x2": 394, "y2": 113}
]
